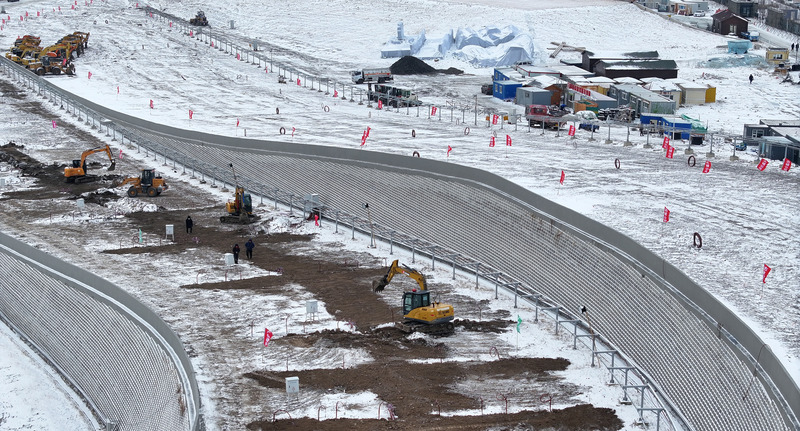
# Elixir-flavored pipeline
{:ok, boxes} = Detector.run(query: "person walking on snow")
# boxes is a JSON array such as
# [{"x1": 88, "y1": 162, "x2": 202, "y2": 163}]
[
  {"x1": 245, "y1": 239, "x2": 255, "y2": 260},
  {"x1": 185, "y1": 216, "x2": 193, "y2": 233},
  {"x1": 232, "y1": 243, "x2": 240, "y2": 264},
  {"x1": 749, "y1": 74, "x2": 754, "y2": 84}
]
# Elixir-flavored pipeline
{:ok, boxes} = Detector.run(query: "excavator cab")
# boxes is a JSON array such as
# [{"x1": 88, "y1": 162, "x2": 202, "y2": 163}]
[{"x1": 402, "y1": 290, "x2": 431, "y2": 316}]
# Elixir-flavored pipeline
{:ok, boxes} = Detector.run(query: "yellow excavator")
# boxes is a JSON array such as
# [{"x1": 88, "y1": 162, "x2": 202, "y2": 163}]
[
  {"x1": 64, "y1": 144, "x2": 116, "y2": 183},
  {"x1": 220, "y1": 163, "x2": 256, "y2": 223},
  {"x1": 373, "y1": 259, "x2": 455, "y2": 335},
  {"x1": 118, "y1": 169, "x2": 168, "y2": 197}
]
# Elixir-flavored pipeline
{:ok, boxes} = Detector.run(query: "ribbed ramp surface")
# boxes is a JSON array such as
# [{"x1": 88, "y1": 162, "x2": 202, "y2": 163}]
[
  {"x1": 0, "y1": 252, "x2": 190, "y2": 431},
  {"x1": 136, "y1": 135, "x2": 788, "y2": 431}
]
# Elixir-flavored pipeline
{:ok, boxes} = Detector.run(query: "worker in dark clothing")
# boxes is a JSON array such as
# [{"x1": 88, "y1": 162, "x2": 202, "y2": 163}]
[
  {"x1": 185, "y1": 216, "x2": 193, "y2": 233},
  {"x1": 245, "y1": 239, "x2": 255, "y2": 260},
  {"x1": 749, "y1": 74, "x2": 754, "y2": 84},
  {"x1": 232, "y1": 243, "x2": 240, "y2": 264}
]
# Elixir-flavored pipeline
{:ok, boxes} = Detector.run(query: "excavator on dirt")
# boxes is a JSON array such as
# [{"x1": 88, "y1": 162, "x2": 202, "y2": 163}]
[
  {"x1": 64, "y1": 144, "x2": 116, "y2": 183},
  {"x1": 220, "y1": 163, "x2": 256, "y2": 223},
  {"x1": 373, "y1": 259, "x2": 455, "y2": 335},
  {"x1": 118, "y1": 169, "x2": 168, "y2": 197}
]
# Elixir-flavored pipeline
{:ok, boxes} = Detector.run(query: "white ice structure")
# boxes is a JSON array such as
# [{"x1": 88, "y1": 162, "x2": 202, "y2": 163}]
[{"x1": 381, "y1": 23, "x2": 535, "y2": 67}]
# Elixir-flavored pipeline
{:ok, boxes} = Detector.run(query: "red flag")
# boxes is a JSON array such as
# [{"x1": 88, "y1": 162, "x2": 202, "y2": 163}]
[
  {"x1": 492, "y1": 114, "x2": 498, "y2": 125},
  {"x1": 663, "y1": 207, "x2": 670, "y2": 223},
  {"x1": 119, "y1": 149, "x2": 123, "y2": 159},
  {"x1": 169, "y1": 21, "x2": 172, "y2": 28},
  {"x1": 52, "y1": 120, "x2": 56, "y2": 128},
  {"x1": 447, "y1": 145, "x2": 452, "y2": 157},
  {"x1": 189, "y1": 30, "x2": 193, "y2": 37},
  {"x1": 360, "y1": 131, "x2": 367, "y2": 146},
  {"x1": 377, "y1": 100, "x2": 383, "y2": 110},
  {"x1": 489, "y1": 136, "x2": 495, "y2": 147},
  {"x1": 296, "y1": 78, "x2": 301, "y2": 86},
  {"x1": 781, "y1": 158, "x2": 791, "y2": 172},
  {"x1": 116, "y1": 86, "x2": 119, "y2": 94},
  {"x1": 366, "y1": 126, "x2": 371, "y2": 138},
  {"x1": 666, "y1": 146, "x2": 674, "y2": 159},
  {"x1": 236, "y1": 53, "x2": 240, "y2": 60},
  {"x1": 568, "y1": 125, "x2": 575, "y2": 136},
  {"x1": 291, "y1": 127, "x2": 295, "y2": 137},
  {"x1": 662, "y1": 136, "x2": 670, "y2": 149},
  {"x1": 333, "y1": 89, "x2": 338, "y2": 98},
  {"x1": 559, "y1": 170, "x2": 565, "y2": 185},
  {"x1": 505, "y1": 135, "x2": 512, "y2": 146},
  {"x1": 236, "y1": 118, "x2": 240, "y2": 127},
  {"x1": 149, "y1": 99, "x2": 153, "y2": 109},
  {"x1": 762, "y1": 264, "x2": 771, "y2": 283},
  {"x1": 702, "y1": 160, "x2": 711, "y2": 173},
  {"x1": 264, "y1": 328, "x2": 273, "y2": 346},
  {"x1": 87, "y1": 71, "x2": 92, "y2": 80},
  {"x1": 431, "y1": 106, "x2": 437, "y2": 116},
  {"x1": 757, "y1": 159, "x2": 768, "y2": 171},
  {"x1": 314, "y1": 214, "x2": 319, "y2": 226},
  {"x1": 189, "y1": 110, "x2": 193, "y2": 119},
  {"x1": 211, "y1": 41, "x2": 214, "y2": 48}
]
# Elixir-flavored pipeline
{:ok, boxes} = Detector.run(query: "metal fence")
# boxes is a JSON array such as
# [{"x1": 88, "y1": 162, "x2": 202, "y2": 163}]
[{"x1": 1, "y1": 21, "x2": 798, "y2": 431}]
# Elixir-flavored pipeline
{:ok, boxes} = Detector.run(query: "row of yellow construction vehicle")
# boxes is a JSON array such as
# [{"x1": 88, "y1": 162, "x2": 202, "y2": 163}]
[
  {"x1": 4, "y1": 32, "x2": 89, "y2": 76},
  {"x1": 63, "y1": 145, "x2": 167, "y2": 197}
]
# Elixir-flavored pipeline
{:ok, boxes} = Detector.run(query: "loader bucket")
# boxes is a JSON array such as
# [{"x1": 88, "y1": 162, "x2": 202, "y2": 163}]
[{"x1": 108, "y1": 161, "x2": 116, "y2": 171}]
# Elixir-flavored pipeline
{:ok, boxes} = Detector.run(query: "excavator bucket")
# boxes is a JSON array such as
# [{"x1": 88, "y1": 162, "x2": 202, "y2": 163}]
[
  {"x1": 108, "y1": 161, "x2": 116, "y2": 171},
  {"x1": 373, "y1": 277, "x2": 389, "y2": 292}
]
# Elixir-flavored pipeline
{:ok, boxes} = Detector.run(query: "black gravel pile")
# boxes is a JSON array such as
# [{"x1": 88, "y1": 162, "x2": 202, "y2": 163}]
[{"x1": 390, "y1": 56, "x2": 462, "y2": 76}]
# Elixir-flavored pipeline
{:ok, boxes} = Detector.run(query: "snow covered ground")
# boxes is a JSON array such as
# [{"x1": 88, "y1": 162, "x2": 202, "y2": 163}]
[{"x1": 0, "y1": 0, "x2": 799, "y2": 429}]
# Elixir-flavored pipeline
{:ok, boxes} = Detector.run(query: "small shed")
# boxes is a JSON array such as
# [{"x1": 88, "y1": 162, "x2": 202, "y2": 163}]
[
  {"x1": 642, "y1": 78, "x2": 683, "y2": 104},
  {"x1": 608, "y1": 84, "x2": 677, "y2": 115},
  {"x1": 728, "y1": 0, "x2": 757, "y2": 18},
  {"x1": 494, "y1": 81, "x2": 523, "y2": 101},
  {"x1": 670, "y1": 79, "x2": 708, "y2": 105},
  {"x1": 711, "y1": 10, "x2": 748, "y2": 36},
  {"x1": 766, "y1": 47, "x2": 790, "y2": 65},
  {"x1": 493, "y1": 67, "x2": 518, "y2": 82},
  {"x1": 640, "y1": 114, "x2": 693, "y2": 139},
  {"x1": 516, "y1": 87, "x2": 552, "y2": 107},
  {"x1": 727, "y1": 39, "x2": 752, "y2": 54}
]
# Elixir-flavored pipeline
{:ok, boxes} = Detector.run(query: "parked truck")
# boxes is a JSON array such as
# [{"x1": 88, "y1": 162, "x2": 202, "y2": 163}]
[
  {"x1": 740, "y1": 31, "x2": 759, "y2": 42},
  {"x1": 525, "y1": 104, "x2": 569, "y2": 129},
  {"x1": 351, "y1": 68, "x2": 393, "y2": 84}
]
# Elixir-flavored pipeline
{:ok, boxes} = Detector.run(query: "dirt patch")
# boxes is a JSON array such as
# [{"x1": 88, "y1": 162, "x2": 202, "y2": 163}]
[{"x1": 0, "y1": 144, "x2": 623, "y2": 431}]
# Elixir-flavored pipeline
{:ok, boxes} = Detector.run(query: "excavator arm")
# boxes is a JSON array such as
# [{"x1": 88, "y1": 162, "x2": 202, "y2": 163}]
[{"x1": 373, "y1": 259, "x2": 428, "y2": 292}]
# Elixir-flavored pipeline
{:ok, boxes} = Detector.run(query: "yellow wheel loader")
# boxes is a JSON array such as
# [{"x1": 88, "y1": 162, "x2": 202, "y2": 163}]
[
  {"x1": 374, "y1": 259, "x2": 455, "y2": 335},
  {"x1": 64, "y1": 144, "x2": 116, "y2": 183},
  {"x1": 118, "y1": 169, "x2": 168, "y2": 197}
]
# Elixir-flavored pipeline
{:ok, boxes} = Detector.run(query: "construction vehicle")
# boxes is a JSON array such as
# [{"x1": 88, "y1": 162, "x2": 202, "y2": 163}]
[
  {"x1": 367, "y1": 84, "x2": 422, "y2": 107},
  {"x1": 118, "y1": 169, "x2": 168, "y2": 197},
  {"x1": 350, "y1": 68, "x2": 393, "y2": 84},
  {"x1": 220, "y1": 163, "x2": 256, "y2": 223},
  {"x1": 525, "y1": 104, "x2": 569, "y2": 129},
  {"x1": 64, "y1": 144, "x2": 116, "y2": 183},
  {"x1": 71, "y1": 31, "x2": 90, "y2": 49},
  {"x1": 373, "y1": 259, "x2": 455, "y2": 335},
  {"x1": 57, "y1": 34, "x2": 84, "y2": 56},
  {"x1": 30, "y1": 45, "x2": 76, "y2": 76},
  {"x1": 189, "y1": 11, "x2": 208, "y2": 26}
]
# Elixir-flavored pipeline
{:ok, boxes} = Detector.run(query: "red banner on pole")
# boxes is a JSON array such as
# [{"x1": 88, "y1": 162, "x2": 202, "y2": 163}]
[
  {"x1": 757, "y1": 159, "x2": 768, "y2": 171},
  {"x1": 568, "y1": 125, "x2": 575, "y2": 136},
  {"x1": 360, "y1": 131, "x2": 366, "y2": 146},
  {"x1": 365, "y1": 126, "x2": 371, "y2": 138},
  {"x1": 492, "y1": 114, "x2": 498, "y2": 125},
  {"x1": 781, "y1": 158, "x2": 791, "y2": 172},
  {"x1": 662, "y1": 136, "x2": 670, "y2": 149},
  {"x1": 447, "y1": 145, "x2": 452, "y2": 157},
  {"x1": 296, "y1": 78, "x2": 301, "y2": 86},
  {"x1": 559, "y1": 170, "x2": 565, "y2": 185},
  {"x1": 52, "y1": 120, "x2": 56, "y2": 128},
  {"x1": 333, "y1": 89, "x2": 338, "y2": 98},
  {"x1": 236, "y1": 118, "x2": 240, "y2": 127},
  {"x1": 505, "y1": 135, "x2": 512, "y2": 146},
  {"x1": 702, "y1": 160, "x2": 711, "y2": 173},
  {"x1": 117, "y1": 86, "x2": 119, "y2": 94},
  {"x1": 431, "y1": 106, "x2": 437, "y2": 116},
  {"x1": 87, "y1": 71, "x2": 92, "y2": 80},
  {"x1": 377, "y1": 100, "x2": 383, "y2": 110},
  {"x1": 292, "y1": 127, "x2": 295, "y2": 137},
  {"x1": 264, "y1": 328, "x2": 273, "y2": 346},
  {"x1": 149, "y1": 99, "x2": 153, "y2": 109},
  {"x1": 489, "y1": 136, "x2": 495, "y2": 147},
  {"x1": 236, "y1": 53, "x2": 240, "y2": 60},
  {"x1": 314, "y1": 214, "x2": 319, "y2": 226},
  {"x1": 762, "y1": 264, "x2": 771, "y2": 283},
  {"x1": 189, "y1": 30, "x2": 193, "y2": 37},
  {"x1": 189, "y1": 110, "x2": 193, "y2": 119},
  {"x1": 666, "y1": 146, "x2": 674, "y2": 159},
  {"x1": 663, "y1": 207, "x2": 670, "y2": 223}
]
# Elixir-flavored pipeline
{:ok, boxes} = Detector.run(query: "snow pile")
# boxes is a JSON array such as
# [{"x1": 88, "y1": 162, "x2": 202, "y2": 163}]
[
  {"x1": 382, "y1": 23, "x2": 534, "y2": 66},
  {"x1": 104, "y1": 197, "x2": 159, "y2": 213},
  {"x1": 698, "y1": 54, "x2": 770, "y2": 68}
]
